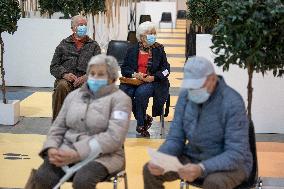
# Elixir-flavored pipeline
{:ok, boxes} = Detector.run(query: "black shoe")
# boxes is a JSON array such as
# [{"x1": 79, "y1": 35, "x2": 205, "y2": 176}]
[
  {"x1": 140, "y1": 130, "x2": 150, "y2": 137},
  {"x1": 136, "y1": 126, "x2": 145, "y2": 133},
  {"x1": 144, "y1": 114, "x2": 153, "y2": 130}
]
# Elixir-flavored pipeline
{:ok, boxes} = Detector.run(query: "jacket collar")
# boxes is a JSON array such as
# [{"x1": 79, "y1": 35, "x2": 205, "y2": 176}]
[
  {"x1": 189, "y1": 75, "x2": 226, "y2": 109},
  {"x1": 80, "y1": 82, "x2": 118, "y2": 100},
  {"x1": 209, "y1": 75, "x2": 226, "y2": 100},
  {"x1": 65, "y1": 34, "x2": 93, "y2": 43}
]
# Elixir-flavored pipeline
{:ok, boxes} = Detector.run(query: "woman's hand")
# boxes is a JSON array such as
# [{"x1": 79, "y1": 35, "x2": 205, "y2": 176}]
[
  {"x1": 48, "y1": 148, "x2": 62, "y2": 166},
  {"x1": 142, "y1": 76, "x2": 154, "y2": 82},
  {"x1": 133, "y1": 72, "x2": 146, "y2": 80},
  {"x1": 48, "y1": 148, "x2": 80, "y2": 167}
]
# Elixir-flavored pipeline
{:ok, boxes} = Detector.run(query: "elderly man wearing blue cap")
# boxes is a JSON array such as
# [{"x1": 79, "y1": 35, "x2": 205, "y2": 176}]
[{"x1": 143, "y1": 56, "x2": 252, "y2": 189}]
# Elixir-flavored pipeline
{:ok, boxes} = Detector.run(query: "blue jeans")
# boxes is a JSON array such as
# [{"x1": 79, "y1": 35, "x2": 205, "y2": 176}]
[{"x1": 119, "y1": 83, "x2": 154, "y2": 126}]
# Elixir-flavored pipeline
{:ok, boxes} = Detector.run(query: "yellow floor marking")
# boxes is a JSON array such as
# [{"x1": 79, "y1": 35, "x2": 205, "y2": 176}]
[
  {"x1": 157, "y1": 38, "x2": 185, "y2": 45},
  {"x1": 157, "y1": 33, "x2": 185, "y2": 38},
  {"x1": 168, "y1": 57, "x2": 186, "y2": 68},
  {"x1": 0, "y1": 134, "x2": 200, "y2": 189},
  {"x1": 158, "y1": 28, "x2": 186, "y2": 33},
  {"x1": 20, "y1": 92, "x2": 52, "y2": 117},
  {"x1": 164, "y1": 46, "x2": 185, "y2": 55}
]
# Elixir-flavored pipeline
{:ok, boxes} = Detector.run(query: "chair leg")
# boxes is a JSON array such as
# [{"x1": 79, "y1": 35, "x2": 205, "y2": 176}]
[
  {"x1": 160, "y1": 108, "x2": 165, "y2": 136},
  {"x1": 180, "y1": 179, "x2": 185, "y2": 189},
  {"x1": 186, "y1": 182, "x2": 189, "y2": 189},
  {"x1": 257, "y1": 177, "x2": 263, "y2": 189},
  {"x1": 124, "y1": 172, "x2": 128, "y2": 189},
  {"x1": 113, "y1": 176, "x2": 118, "y2": 189}
]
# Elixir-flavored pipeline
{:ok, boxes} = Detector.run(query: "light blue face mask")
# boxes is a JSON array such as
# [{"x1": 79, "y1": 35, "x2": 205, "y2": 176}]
[
  {"x1": 188, "y1": 88, "x2": 210, "y2": 104},
  {"x1": 76, "y1": 25, "x2": 87, "y2": 37},
  {"x1": 146, "y1": 34, "x2": 156, "y2": 46},
  {"x1": 87, "y1": 78, "x2": 108, "y2": 93}
]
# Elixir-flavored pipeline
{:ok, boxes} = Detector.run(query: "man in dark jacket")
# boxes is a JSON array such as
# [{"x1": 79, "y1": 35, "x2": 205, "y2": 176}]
[
  {"x1": 143, "y1": 56, "x2": 252, "y2": 189},
  {"x1": 50, "y1": 15, "x2": 101, "y2": 121}
]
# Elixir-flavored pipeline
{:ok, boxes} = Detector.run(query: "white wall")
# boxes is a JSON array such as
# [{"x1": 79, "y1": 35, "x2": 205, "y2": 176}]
[
  {"x1": 177, "y1": 0, "x2": 187, "y2": 10},
  {"x1": 137, "y1": 2, "x2": 177, "y2": 28},
  {"x1": 1, "y1": 10, "x2": 129, "y2": 87},
  {"x1": 196, "y1": 34, "x2": 284, "y2": 134},
  {"x1": 2, "y1": 18, "x2": 71, "y2": 87}
]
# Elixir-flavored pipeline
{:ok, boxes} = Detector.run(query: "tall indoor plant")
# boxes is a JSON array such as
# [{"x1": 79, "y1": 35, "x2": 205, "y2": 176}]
[
  {"x1": 0, "y1": 0, "x2": 21, "y2": 125},
  {"x1": 211, "y1": 0, "x2": 284, "y2": 122},
  {"x1": 0, "y1": 0, "x2": 21, "y2": 104},
  {"x1": 38, "y1": 0, "x2": 61, "y2": 18},
  {"x1": 186, "y1": 0, "x2": 223, "y2": 57},
  {"x1": 187, "y1": 0, "x2": 223, "y2": 33}
]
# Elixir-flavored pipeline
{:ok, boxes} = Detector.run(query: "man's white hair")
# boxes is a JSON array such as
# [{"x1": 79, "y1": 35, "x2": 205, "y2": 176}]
[
  {"x1": 87, "y1": 54, "x2": 119, "y2": 81},
  {"x1": 136, "y1": 21, "x2": 157, "y2": 41},
  {"x1": 71, "y1": 15, "x2": 86, "y2": 28}
]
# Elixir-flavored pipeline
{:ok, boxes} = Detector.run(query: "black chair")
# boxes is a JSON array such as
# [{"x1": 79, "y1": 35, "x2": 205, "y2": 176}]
[
  {"x1": 139, "y1": 15, "x2": 151, "y2": 24},
  {"x1": 160, "y1": 93, "x2": 170, "y2": 136},
  {"x1": 177, "y1": 10, "x2": 187, "y2": 19},
  {"x1": 180, "y1": 122, "x2": 263, "y2": 189},
  {"x1": 107, "y1": 40, "x2": 131, "y2": 66},
  {"x1": 159, "y1": 12, "x2": 173, "y2": 29},
  {"x1": 127, "y1": 31, "x2": 138, "y2": 44}
]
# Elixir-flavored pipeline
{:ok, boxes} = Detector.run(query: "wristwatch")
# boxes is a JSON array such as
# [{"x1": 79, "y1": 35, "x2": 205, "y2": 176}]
[
  {"x1": 198, "y1": 163, "x2": 206, "y2": 177},
  {"x1": 132, "y1": 72, "x2": 136, "y2": 78}
]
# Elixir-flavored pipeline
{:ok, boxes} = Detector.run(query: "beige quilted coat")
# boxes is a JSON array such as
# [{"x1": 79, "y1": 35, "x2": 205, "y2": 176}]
[{"x1": 40, "y1": 83, "x2": 132, "y2": 173}]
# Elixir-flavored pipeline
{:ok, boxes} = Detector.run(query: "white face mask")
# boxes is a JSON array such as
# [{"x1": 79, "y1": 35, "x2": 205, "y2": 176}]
[{"x1": 188, "y1": 88, "x2": 210, "y2": 104}]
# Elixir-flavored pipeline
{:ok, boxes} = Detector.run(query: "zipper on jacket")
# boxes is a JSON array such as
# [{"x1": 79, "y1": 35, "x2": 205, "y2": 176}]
[
  {"x1": 197, "y1": 104, "x2": 202, "y2": 123},
  {"x1": 82, "y1": 98, "x2": 91, "y2": 133}
]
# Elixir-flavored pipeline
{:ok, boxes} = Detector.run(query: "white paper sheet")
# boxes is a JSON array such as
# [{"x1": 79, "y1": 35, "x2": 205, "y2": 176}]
[{"x1": 148, "y1": 148, "x2": 183, "y2": 173}]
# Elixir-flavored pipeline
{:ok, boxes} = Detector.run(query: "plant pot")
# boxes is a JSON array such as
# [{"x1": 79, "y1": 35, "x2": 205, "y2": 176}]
[{"x1": 0, "y1": 100, "x2": 20, "y2": 125}]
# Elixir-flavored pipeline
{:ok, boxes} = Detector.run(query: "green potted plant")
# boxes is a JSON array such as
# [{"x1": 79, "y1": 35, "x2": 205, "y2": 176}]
[
  {"x1": 0, "y1": 0, "x2": 21, "y2": 125},
  {"x1": 211, "y1": 0, "x2": 284, "y2": 122},
  {"x1": 186, "y1": 0, "x2": 223, "y2": 57},
  {"x1": 82, "y1": 0, "x2": 105, "y2": 39},
  {"x1": 38, "y1": 0, "x2": 61, "y2": 18},
  {"x1": 57, "y1": 0, "x2": 84, "y2": 18}
]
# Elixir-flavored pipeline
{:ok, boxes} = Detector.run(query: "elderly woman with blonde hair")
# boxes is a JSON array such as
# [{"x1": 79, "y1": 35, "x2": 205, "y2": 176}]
[
  {"x1": 30, "y1": 54, "x2": 132, "y2": 189},
  {"x1": 120, "y1": 21, "x2": 170, "y2": 137}
]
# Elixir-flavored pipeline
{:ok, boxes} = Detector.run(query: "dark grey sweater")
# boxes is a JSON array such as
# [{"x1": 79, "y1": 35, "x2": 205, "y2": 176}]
[{"x1": 50, "y1": 35, "x2": 101, "y2": 79}]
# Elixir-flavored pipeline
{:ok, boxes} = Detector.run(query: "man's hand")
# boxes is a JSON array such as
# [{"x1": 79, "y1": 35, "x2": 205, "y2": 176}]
[
  {"x1": 133, "y1": 72, "x2": 146, "y2": 80},
  {"x1": 147, "y1": 162, "x2": 164, "y2": 176},
  {"x1": 63, "y1": 73, "x2": 77, "y2": 82},
  {"x1": 73, "y1": 75, "x2": 87, "y2": 87},
  {"x1": 178, "y1": 163, "x2": 203, "y2": 182},
  {"x1": 142, "y1": 76, "x2": 154, "y2": 83}
]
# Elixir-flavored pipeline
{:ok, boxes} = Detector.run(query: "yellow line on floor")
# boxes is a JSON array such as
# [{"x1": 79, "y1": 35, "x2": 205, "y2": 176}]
[
  {"x1": 157, "y1": 33, "x2": 185, "y2": 38},
  {"x1": 157, "y1": 38, "x2": 185, "y2": 45},
  {"x1": 168, "y1": 57, "x2": 186, "y2": 68},
  {"x1": 164, "y1": 46, "x2": 185, "y2": 55},
  {"x1": 158, "y1": 28, "x2": 186, "y2": 33},
  {"x1": 20, "y1": 92, "x2": 52, "y2": 117}
]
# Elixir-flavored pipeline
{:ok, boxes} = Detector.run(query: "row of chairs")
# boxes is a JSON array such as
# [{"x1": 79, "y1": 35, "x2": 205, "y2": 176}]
[{"x1": 139, "y1": 10, "x2": 186, "y2": 29}]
